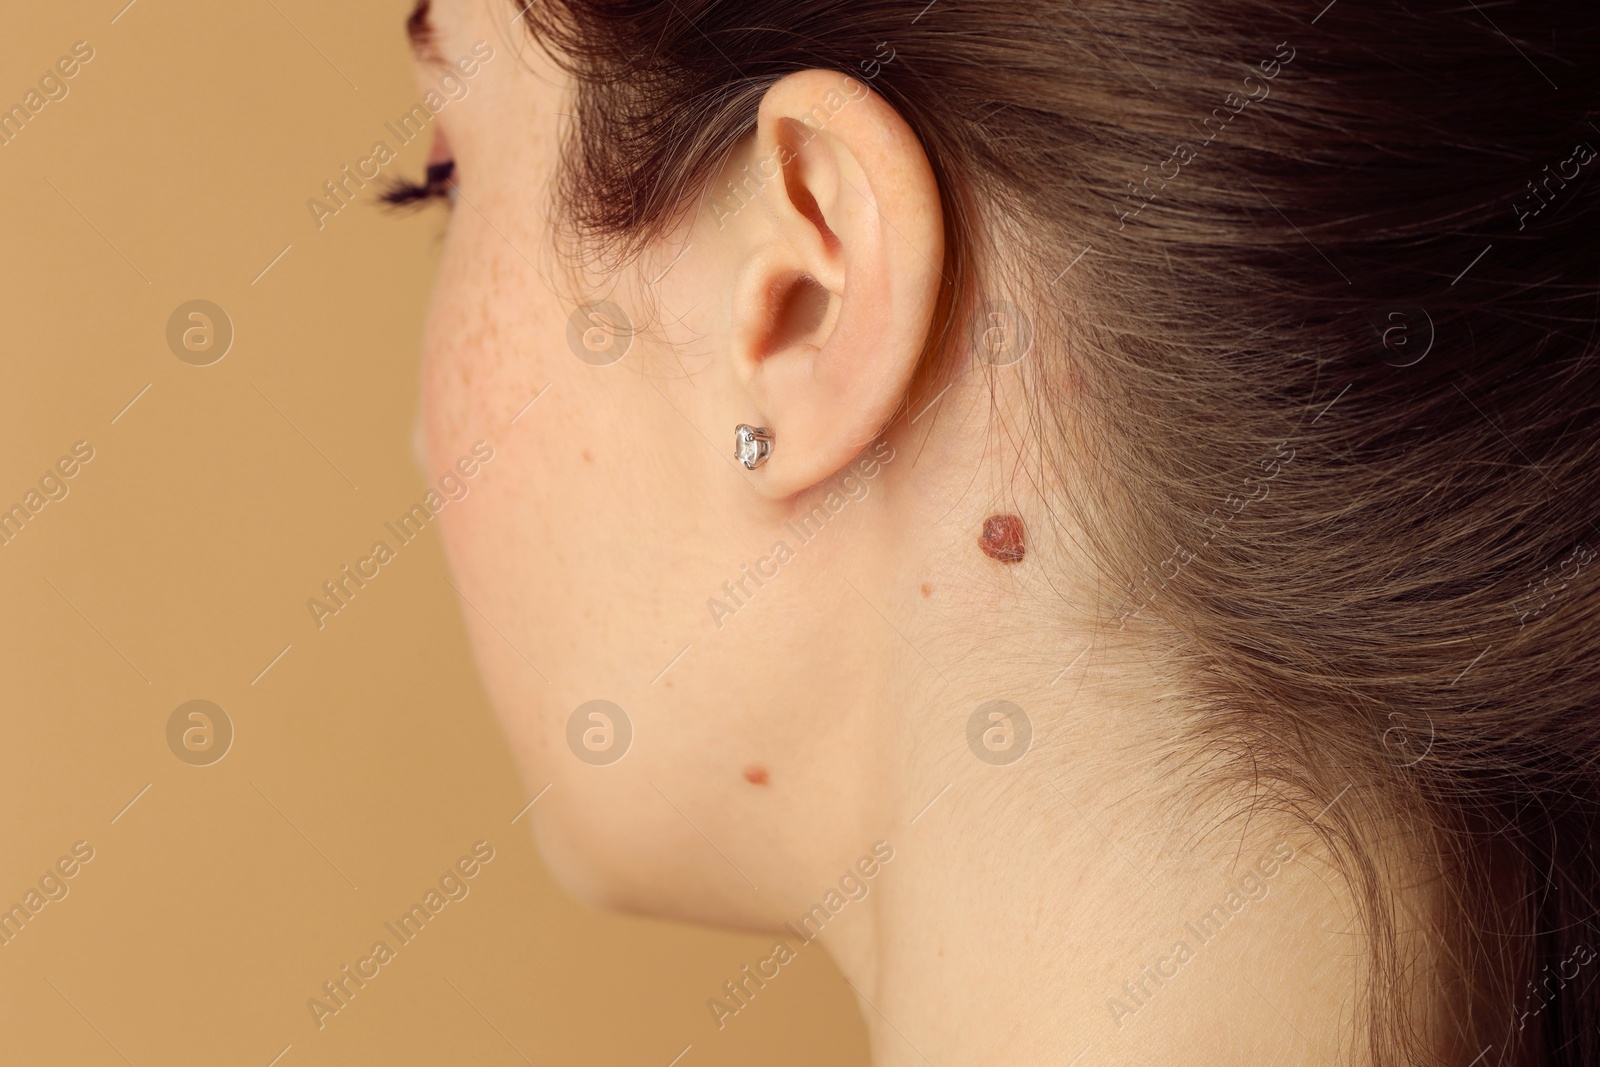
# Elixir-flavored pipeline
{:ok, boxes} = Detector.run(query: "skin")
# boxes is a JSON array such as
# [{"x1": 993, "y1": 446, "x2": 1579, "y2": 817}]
[{"x1": 410, "y1": 1, "x2": 1393, "y2": 1063}]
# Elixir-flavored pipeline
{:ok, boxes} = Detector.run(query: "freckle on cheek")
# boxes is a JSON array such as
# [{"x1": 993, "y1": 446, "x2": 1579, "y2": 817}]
[{"x1": 743, "y1": 764, "x2": 769, "y2": 785}]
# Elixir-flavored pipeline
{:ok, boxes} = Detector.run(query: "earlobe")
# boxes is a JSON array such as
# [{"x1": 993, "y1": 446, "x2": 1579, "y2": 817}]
[{"x1": 718, "y1": 69, "x2": 945, "y2": 498}]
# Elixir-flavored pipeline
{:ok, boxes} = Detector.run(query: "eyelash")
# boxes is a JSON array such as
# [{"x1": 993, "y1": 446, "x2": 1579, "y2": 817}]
[{"x1": 381, "y1": 159, "x2": 456, "y2": 209}]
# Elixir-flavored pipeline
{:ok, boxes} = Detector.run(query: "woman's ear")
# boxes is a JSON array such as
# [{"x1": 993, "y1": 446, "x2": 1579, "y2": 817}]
[{"x1": 718, "y1": 69, "x2": 944, "y2": 498}]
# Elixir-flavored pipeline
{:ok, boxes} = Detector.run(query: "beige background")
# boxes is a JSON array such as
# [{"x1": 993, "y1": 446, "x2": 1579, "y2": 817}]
[{"x1": 0, "y1": 1, "x2": 868, "y2": 1063}]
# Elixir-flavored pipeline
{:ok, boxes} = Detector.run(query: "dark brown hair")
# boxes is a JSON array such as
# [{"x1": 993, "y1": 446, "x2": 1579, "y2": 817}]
[{"x1": 514, "y1": 2, "x2": 1600, "y2": 1063}]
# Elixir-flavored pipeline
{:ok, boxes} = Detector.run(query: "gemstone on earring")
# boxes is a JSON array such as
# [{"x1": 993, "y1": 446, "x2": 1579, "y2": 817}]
[{"x1": 734, "y1": 424, "x2": 774, "y2": 470}]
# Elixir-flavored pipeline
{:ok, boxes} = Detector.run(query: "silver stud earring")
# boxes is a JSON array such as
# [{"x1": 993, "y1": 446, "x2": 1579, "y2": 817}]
[{"x1": 734, "y1": 424, "x2": 774, "y2": 470}]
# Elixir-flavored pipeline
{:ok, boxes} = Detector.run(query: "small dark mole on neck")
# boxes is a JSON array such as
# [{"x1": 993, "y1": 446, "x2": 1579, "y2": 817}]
[
  {"x1": 980, "y1": 514, "x2": 1026, "y2": 563},
  {"x1": 920, "y1": 583, "x2": 933, "y2": 598},
  {"x1": 743, "y1": 764, "x2": 769, "y2": 785}
]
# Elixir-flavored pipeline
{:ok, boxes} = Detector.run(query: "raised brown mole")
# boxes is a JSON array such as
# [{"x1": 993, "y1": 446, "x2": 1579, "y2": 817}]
[
  {"x1": 743, "y1": 764, "x2": 769, "y2": 785},
  {"x1": 980, "y1": 514, "x2": 1026, "y2": 563}
]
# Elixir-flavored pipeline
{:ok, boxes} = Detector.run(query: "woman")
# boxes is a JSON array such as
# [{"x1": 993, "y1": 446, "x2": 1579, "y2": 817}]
[{"x1": 392, "y1": 0, "x2": 1600, "y2": 1063}]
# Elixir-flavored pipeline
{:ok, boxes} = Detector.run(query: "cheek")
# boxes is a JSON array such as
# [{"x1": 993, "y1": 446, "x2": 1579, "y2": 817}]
[
  {"x1": 412, "y1": 91, "x2": 830, "y2": 918},
  {"x1": 416, "y1": 231, "x2": 728, "y2": 911},
  {"x1": 420, "y1": 227, "x2": 582, "y2": 672},
  {"x1": 417, "y1": 219, "x2": 685, "y2": 762},
  {"x1": 406, "y1": 34, "x2": 804, "y2": 917}
]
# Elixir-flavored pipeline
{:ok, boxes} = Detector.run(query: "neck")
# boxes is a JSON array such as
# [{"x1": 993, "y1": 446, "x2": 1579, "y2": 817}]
[
  {"x1": 796, "y1": 395, "x2": 1394, "y2": 1065},
  {"x1": 820, "y1": 654, "x2": 1370, "y2": 1067}
]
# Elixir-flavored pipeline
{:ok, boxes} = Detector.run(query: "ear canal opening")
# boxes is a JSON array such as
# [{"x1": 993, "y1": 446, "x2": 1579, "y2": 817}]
[{"x1": 757, "y1": 272, "x2": 834, "y2": 360}]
